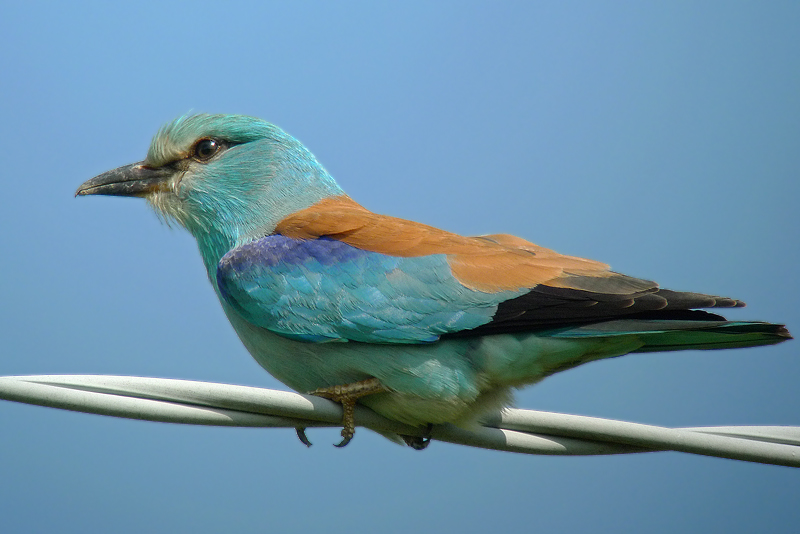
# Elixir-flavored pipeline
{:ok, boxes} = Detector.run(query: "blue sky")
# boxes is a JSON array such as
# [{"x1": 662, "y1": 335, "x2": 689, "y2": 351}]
[{"x1": 1, "y1": 2, "x2": 798, "y2": 532}]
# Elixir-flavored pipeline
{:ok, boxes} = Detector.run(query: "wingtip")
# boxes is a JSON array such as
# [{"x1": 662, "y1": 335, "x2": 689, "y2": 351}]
[
  {"x1": 714, "y1": 297, "x2": 746, "y2": 308},
  {"x1": 776, "y1": 325, "x2": 793, "y2": 340}
]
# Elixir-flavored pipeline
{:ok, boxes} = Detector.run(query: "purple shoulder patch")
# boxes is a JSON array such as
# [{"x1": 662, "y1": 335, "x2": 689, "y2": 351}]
[{"x1": 219, "y1": 235, "x2": 368, "y2": 272}]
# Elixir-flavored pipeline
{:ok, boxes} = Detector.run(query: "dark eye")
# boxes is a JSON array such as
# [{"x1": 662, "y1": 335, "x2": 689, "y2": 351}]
[{"x1": 193, "y1": 138, "x2": 221, "y2": 161}]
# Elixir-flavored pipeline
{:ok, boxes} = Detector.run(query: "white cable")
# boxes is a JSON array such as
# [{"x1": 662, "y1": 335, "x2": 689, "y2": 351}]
[{"x1": 0, "y1": 375, "x2": 796, "y2": 467}]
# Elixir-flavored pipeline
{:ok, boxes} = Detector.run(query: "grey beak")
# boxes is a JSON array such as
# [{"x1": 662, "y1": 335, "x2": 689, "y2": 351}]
[{"x1": 76, "y1": 162, "x2": 176, "y2": 197}]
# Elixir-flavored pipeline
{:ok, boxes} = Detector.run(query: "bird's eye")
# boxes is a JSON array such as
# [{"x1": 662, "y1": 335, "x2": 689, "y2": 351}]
[{"x1": 193, "y1": 139, "x2": 221, "y2": 161}]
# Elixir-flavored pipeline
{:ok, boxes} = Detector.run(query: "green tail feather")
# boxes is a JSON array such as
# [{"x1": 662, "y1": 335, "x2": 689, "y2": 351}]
[{"x1": 548, "y1": 320, "x2": 792, "y2": 353}]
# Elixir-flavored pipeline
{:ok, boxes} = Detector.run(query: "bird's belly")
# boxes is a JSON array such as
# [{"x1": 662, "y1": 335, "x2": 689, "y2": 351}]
[{"x1": 222, "y1": 303, "x2": 499, "y2": 425}]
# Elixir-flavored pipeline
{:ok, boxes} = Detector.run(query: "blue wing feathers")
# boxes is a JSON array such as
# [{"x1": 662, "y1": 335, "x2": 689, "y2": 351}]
[{"x1": 216, "y1": 235, "x2": 522, "y2": 343}]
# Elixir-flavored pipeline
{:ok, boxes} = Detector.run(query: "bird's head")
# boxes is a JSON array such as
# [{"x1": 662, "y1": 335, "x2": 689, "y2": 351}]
[{"x1": 77, "y1": 114, "x2": 343, "y2": 265}]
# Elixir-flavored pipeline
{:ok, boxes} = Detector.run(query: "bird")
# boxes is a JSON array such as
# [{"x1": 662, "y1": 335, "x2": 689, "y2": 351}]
[{"x1": 76, "y1": 113, "x2": 791, "y2": 448}]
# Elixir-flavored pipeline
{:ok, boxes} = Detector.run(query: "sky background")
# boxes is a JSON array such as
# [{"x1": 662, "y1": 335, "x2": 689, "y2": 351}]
[{"x1": 1, "y1": 2, "x2": 798, "y2": 532}]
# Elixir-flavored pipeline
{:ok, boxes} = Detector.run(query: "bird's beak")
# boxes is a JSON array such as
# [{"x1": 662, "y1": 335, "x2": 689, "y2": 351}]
[{"x1": 75, "y1": 162, "x2": 175, "y2": 197}]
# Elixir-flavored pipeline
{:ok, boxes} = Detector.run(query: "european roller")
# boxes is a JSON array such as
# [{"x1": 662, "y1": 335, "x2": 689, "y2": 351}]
[{"x1": 76, "y1": 114, "x2": 791, "y2": 448}]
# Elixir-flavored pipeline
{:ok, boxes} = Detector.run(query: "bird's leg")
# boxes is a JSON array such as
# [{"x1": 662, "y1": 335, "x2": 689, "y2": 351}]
[{"x1": 310, "y1": 378, "x2": 387, "y2": 447}]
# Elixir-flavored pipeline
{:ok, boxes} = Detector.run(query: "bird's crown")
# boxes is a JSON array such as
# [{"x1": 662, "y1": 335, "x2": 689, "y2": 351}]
[{"x1": 145, "y1": 114, "x2": 283, "y2": 168}]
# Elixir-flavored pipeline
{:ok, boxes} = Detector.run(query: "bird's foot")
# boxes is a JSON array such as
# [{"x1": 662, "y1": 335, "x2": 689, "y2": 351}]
[
  {"x1": 401, "y1": 423, "x2": 433, "y2": 450},
  {"x1": 310, "y1": 378, "x2": 386, "y2": 447}
]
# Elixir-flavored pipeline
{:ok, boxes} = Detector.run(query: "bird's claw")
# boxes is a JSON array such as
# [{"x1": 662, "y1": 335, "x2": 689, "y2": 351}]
[
  {"x1": 401, "y1": 423, "x2": 433, "y2": 450},
  {"x1": 296, "y1": 427, "x2": 313, "y2": 447},
  {"x1": 334, "y1": 428, "x2": 355, "y2": 448},
  {"x1": 402, "y1": 435, "x2": 432, "y2": 450}
]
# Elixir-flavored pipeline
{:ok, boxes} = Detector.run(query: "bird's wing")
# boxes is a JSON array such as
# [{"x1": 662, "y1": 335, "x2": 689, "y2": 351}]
[
  {"x1": 216, "y1": 234, "x2": 521, "y2": 343},
  {"x1": 217, "y1": 196, "x2": 743, "y2": 343}
]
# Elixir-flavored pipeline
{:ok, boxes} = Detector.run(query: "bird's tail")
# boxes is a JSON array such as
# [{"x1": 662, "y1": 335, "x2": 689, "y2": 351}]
[{"x1": 548, "y1": 319, "x2": 792, "y2": 353}]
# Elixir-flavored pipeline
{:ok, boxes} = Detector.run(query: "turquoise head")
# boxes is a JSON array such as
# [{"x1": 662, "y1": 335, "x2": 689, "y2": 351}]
[{"x1": 77, "y1": 114, "x2": 344, "y2": 267}]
